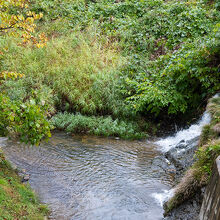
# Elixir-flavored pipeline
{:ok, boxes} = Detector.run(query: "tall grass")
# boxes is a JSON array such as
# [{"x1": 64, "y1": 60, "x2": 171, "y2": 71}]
[{"x1": 0, "y1": 24, "x2": 129, "y2": 117}]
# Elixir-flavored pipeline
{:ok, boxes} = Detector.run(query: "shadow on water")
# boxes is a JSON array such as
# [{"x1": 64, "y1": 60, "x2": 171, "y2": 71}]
[{"x1": 3, "y1": 132, "x2": 174, "y2": 220}]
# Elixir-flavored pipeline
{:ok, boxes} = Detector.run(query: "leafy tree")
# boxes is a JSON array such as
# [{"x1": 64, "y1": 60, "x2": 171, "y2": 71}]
[
  {"x1": 0, "y1": 0, "x2": 47, "y2": 47},
  {"x1": 0, "y1": 0, "x2": 47, "y2": 81},
  {"x1": 0, "y1": 0, "x2": 51, "y2": 144}
]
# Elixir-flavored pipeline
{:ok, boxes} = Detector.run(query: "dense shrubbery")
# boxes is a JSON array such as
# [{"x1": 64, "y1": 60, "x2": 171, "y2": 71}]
[
  {"x1": 0, "y1": 28, "x2": 129, "y2": 117},
  {"x1": 0, "y1": 0, "x2": 51, "y2": 144},
  {"x1": 126, "y1": 27, "x2": 220, "y2": 114},
  {"x1": 0, "y1": 94, "x2": 51, "y2": 145},
  {"x1": 51, "y1": 112, "x2": 146, "y2": 139},
  {"x1": 30, "y1": 0, "x2": 220, "y2": 115},
  {"x1": 1, "y1": 0, "x2": 219, "y2": 140}
]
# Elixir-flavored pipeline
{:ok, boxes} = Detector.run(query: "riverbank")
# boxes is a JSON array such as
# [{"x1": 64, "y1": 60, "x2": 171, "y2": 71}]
[
  {"x1": 0, "y1": 142, "x2": 48, "y2": 219},
  {"x1": 163, "y1": 96, "x2": 220, "y2": 219}
]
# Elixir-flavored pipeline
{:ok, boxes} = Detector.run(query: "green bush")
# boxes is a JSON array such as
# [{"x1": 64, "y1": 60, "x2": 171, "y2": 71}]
[
  {"x1": 51, "y1": 112, "x2": 147, "y2": 139},
  {"x1": 1, "y1": 0, "x2": 219, "y2": 143},
  {"x1": 126, "y1": 26, "x2": 220, "y2": 115},
  {"x1": 0, "y1": 94, "x2": 51, "y2": 145}
]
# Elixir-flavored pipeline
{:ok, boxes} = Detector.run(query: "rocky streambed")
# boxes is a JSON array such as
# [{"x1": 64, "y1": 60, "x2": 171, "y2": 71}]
[{"x1": 157, "y1": 112, "x2": 211, "y2": 220}]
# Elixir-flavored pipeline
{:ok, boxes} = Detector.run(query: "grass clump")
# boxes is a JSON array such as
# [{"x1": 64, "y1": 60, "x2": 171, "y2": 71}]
[
  {"x1": 0, "y1": 26, "x2": 127, "y2": 117},
  {"x1": 51, "y1": 112, "x2": 147, "y2": 139},
  {"x1": 0, "y1": 94, "x2": 51, "y2": 145},
  {"x1": 195, "y1": 96, "x2": 220, "y2": 176},
  {"x1": 195, "y1": 139, "x2": 220, "y2": 177},
  {"x1": 0, "y1": 149, "x2": 48, "y2": 219}
]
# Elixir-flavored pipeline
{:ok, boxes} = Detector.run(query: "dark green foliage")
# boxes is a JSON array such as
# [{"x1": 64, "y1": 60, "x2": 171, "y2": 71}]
[
  {"x1": 0, "y1": 94, "x2": 51, "y2": 145},
  {"x1": 126, "y1": 28, "x2": 220, "y2": 115},
  {"x1": 51, "y1": 112, "x2": 147, "y2": 139},
  {"x1": 1, "y1": 0, "x2": 219, "y2": 142},
  {"x1": 31, "y1": 0, "x2": 220, "y2": 116}
]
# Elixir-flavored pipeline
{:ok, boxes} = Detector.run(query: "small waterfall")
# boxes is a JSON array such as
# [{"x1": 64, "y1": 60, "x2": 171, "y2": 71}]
[
  {"x1": 152, "y1": 189, "x2": 174, "y2": 207},
  {"x1": 152, "y1": 110, "x2": 212, "y2": 207},
  {"x1": 155, "y1": 112, "x2": 211, "y2": 152}
]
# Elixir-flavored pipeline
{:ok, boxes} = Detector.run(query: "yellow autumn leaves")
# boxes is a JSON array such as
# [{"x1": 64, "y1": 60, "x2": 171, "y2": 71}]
[
  {"x1": 0, "y1": 0, "x2": 47, "y2": 79},
  {"x1": 0, "y1": 71, "x2": 24, "y2": 81},
  {"x1": 0, "y1": 0, "x2": 29, "y2": 8},
  {"x1": 0, "y1": 0, "x2": 47, "y2": 47}
]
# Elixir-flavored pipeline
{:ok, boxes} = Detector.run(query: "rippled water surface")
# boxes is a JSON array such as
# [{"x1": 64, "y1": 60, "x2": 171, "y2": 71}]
[{"x1": 3, "y1": 132, "x2": 173, "y2": 220}]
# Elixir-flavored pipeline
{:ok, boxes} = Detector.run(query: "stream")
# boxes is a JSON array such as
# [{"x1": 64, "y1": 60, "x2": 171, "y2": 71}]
[{"x1": 1, "y1": 112, "x2": 210, "y2": 220}]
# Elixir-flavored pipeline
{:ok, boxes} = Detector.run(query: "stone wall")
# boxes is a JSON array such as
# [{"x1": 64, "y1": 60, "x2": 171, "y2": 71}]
[{"x1": 199, "y1": 155, "x2": 220, "y2": 220}]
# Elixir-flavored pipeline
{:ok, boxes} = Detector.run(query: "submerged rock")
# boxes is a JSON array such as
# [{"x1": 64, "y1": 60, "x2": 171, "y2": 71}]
[
  {"x1": 21, "y1": 174, "x2": 30, "y2": 183},
  {"x1": 164, "y1": 191, "x2": 203, "y2": 220},
  {"x1": 161, "y1": 136, "x2": 203, "y2": 219},
  {"x1": 165, "y1": 137, "x2": 199, "y2": 174},
  {"x1": 151, "y1": 156, "x2": 176, "y2": 175}
]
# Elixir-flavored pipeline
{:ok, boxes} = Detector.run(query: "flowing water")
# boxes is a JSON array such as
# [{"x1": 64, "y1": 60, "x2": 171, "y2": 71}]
[
  {"x1": 3, "y1": 134, "x2": 172, "y2": 220},
  {"x1": 156, "y1": 112, "x2": 211, "y2": 152},
  {"x1": 1, "y1": 112, "x2": 211, "y2": 220}
]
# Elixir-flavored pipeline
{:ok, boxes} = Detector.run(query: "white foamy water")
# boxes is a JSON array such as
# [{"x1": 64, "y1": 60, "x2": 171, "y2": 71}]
[
  {"x1": 152, "y1": 189, "x2": 174, "y2": 207},
  {"x1": 155, "y1": 112, "x2": 211, "y2": 152}
]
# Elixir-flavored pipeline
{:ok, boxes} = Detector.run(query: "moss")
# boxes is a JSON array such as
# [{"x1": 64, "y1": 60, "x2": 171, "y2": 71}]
[
  {"x1": 196, "y1": 96, "x2": 220, "y2": 176},
  {"x1": 0, "y1": 150, "x2": 49, "y2": 219},
  {"x1": 194, "y1": 140, "x2": 220, "y2": 177},
  {"x1": 207, "y1": 97, "x2": 220, "y2": 123},
  {"x1": 199, "y1": 124, "x2": 218, "y2": 146}
]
